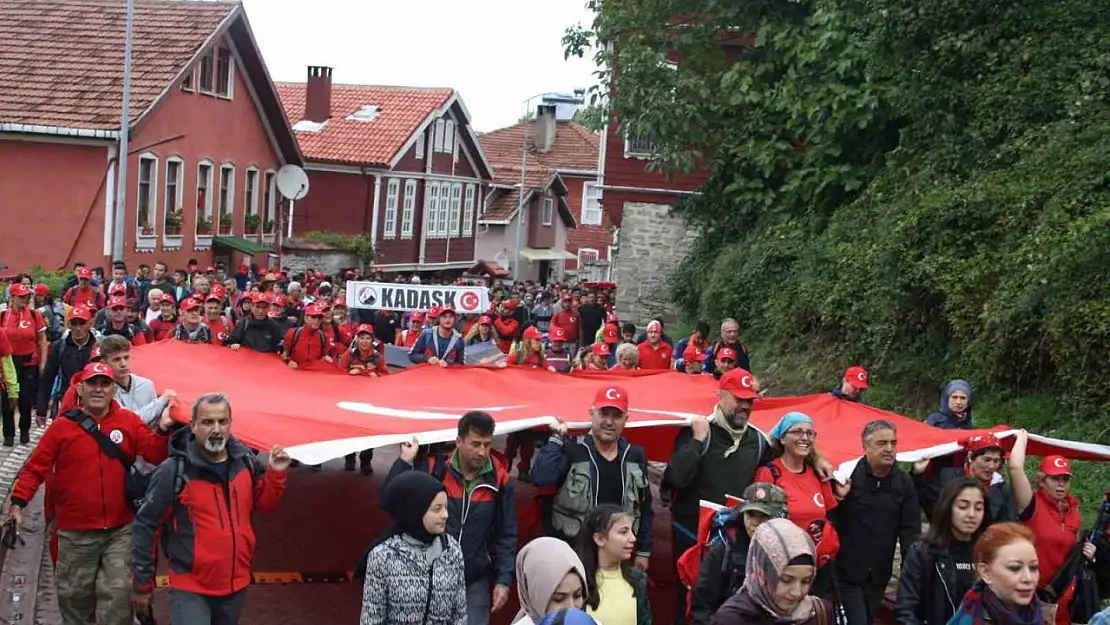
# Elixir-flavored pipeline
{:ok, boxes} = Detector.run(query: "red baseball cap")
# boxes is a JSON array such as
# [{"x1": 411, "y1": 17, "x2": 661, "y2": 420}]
[
  {"x1": 81, "y1": 362, "x2": 114, "y2": 383},
  {"x1": 205, "y1": 266, "x2": 215, "y2": 273},
  {"x1": 109, "y1": 284, "x2": 127, "y2": 296},
  {"x1": 410, "y1": 312, "x2": 426, "y2": 323},
  {"x1": 108, "y1": 296, "x2": 128, "y2": 310},
  {"x1": 593, "y1": 385, "x2": 629, "y2": 412},
  {"x1": 34, "y1": 283, "x2": 50, "y2": 297},
  {"x1": 272, "y1": 295, "x2": 288, "y2": 307},
  {"x1": 501, "y1": 300, "x2": 518, "y2": 310},
  {"x1": 602, "y1": 324, "x2": 619, "y2": 342},
  {"x1": 69, "y1": 306, "x2": 92, "y2": 322},
  {"x1": 304, "y1": 303, "x2": 326, "y2": 317},
  {"x1": 428, "y1": 306, "x2": 442, "y2": 318},
  {"x1": 1040, "y1": 455, "x2": 1072, "y2": 477},
  {"x1": 477, "y1": 315, "x2": 493, "y2": 325},
  {"x1": 591, "y1": 342, "x2": 610, "y2": 357},
  {"x1": 180, "y1": 298, "x2": 202, "y2": 312},
  {"x1": 844, "y1": 366, "x2": 869, "y2": 389},
  {"x1": 719, "y1": 368, "x2": 759, "y2": 399},
  {"x1": 250, "y1": 292, "x2": 269, "y2": 305},
  {"x1": 75, "y1": 267, "x2": 93, "y2": 280},
  {"x1": 964, "y1": 433, "x2": 1004, "y2": 455},
  {"x1": 439, "y1": 304, "x2": 457, "y2": 316},
  {"x1": 717, "y1": 347, "x2": 737, "y2": 361},
  {"x1": 605, "y1": 312, "x2": 619, "y2": 324},
  {"x1": 522, "y1": 326, "x2": 543, "y2": 341},
  {"x1": 355, "y1": 324, "x2": 375, "y2": 336},
  {"x1": 683, "y1": 346, "x2": 708, "y2": 363},
  {"x1": 238, "y1": 264, "x2": 249, "y2": 274},
  {"x1": 550, "y1": 325, "x2": 568, "y2": 341},
  {"x1": 9, "y1": 283, "x2": 31, "y2": 298},
  {"x1": 89, "y1": 345, "x2": 102, "y2": 362},
  {"x1": 160, "y1": 293, "x2": 176, "y2": 304}
]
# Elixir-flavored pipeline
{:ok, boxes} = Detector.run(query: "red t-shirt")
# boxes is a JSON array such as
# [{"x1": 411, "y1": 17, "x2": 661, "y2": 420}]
[
  {"x1": 0, "y1": 328, "x2": 11, "y2": 357},
  {"x1": 207, "y1": 316, "x2": 231, "y2": 346},
  {"x1": 1, "y1": 307, "x2": 45, "y2": 361},
  {"x1": 754, "y1": 458, "x2": 840, "y2": 566},
  {"x1": 551, "y1": 310, "x2": 580, "y2": 340},
  {"x1": 637, "y1": 341, "x2": 674, "y2": 370}
]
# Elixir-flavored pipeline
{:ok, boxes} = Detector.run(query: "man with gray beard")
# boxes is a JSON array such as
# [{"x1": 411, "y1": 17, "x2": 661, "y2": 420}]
[{"x1": 131, "y1": 394, "x2": 291, "y2": 624}]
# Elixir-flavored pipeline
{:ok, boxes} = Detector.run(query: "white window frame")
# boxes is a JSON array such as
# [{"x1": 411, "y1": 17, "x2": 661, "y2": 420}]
[
  {"x1": 218, "y1": 163, "x2": 235, "y2": 235},
  {"x1": 437, "y1": 181, "x2": 450, "y2": 235},
  {"x1": 443, "y1": 120, "x2": 455, "y2": 154},
  {"x1": 582, "y1": 181, "x2": 603, "y2": 225},
  {"x1": 263, "y1": 170, "x2": 276, "y2": 233},
  {"x1": 433, "y1": 119, "x2": 446, "y2": 152},
  {"x1": 196, "y1": 160, "x2": 214, "y2": 232},
  {"x1": 181, "y1": 68, "x2": 194, "y2": 92},
  {"x1": 198, "y1": 50, "x2": 215, "y2": 94},
  {"x1": 215, "y1": 45, "x2": 234, "y2": 99},
  {"x1": 425, "y1": 182, "x2": 440, "y2": 237},
  {"x1": 244, "y1": 167, "x2": 259, "y2": 215},
  {"x1": 578, "y1": 247, "x2": 600, "y2": 266},
  {"x1": 448, "y1": 183, "x2": 462, "y2": 236},
  {"x1": 542, "y1": 197, "x2": 554, "y2": 226},
  {"x1": 136, "y1": 153, "x2": 158, "y2": 237},
  {"x1": 414, "y1": 130, "x2": 424, "y2": 160},
  {"x1": 462, "y1": 184, "x2": 475, "y2": 236},
  {"x1": 401, "y1": 179, "x2": 417, "y2": 238},
  {"x1": 383, "y1": 178, "x2": 400, "y2": 239},
  {"x1": 164, "y1": 157, "x2": 184, "y2": 235},
  {"x1": 624, "y1": 131, "x2": 655, "y2": 159}
]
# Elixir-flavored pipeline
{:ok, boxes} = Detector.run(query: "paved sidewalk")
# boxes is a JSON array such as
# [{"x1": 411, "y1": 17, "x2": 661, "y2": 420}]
[{"x1": 0, "y1": 423, "x2": 50, "y2": 625}]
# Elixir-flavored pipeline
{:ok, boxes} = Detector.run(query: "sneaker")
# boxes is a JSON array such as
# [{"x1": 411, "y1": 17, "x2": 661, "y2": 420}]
[{"x1": 2, "y1": 438, "x2": 12, "y2": 447}]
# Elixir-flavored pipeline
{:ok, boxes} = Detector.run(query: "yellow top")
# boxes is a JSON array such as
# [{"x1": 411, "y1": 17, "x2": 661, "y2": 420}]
[{"x1": 586, "y1": 568, "x2": 636, "y2": 625}]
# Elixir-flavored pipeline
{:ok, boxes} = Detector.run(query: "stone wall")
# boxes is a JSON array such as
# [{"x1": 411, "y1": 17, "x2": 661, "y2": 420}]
[
  {"x1": 280, "y1": 248, "x2": 358, "y2": 276},
  {"x1": 612, "y1": 202, "x2": 697, "y2": 327}
]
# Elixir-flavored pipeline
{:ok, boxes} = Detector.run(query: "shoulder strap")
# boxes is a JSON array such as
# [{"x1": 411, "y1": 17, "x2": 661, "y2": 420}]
[
  {"x1": 64, "y1": 409, "x2": 130, "y2": 468},
  {"x1": 428, "y1": 455, "x2": 449, "y2": 482},
  {"x1": 289, "y1": 327, "x2": 303, "y2": 355},
  {"x1": 767, "y1": 461, "x2": 781, "y2": 484}
]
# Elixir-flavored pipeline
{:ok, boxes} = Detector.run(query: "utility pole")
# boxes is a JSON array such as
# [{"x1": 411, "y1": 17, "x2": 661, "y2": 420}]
[{"x1": 112, "y1": 0, "x2": 134, "y2": 263}]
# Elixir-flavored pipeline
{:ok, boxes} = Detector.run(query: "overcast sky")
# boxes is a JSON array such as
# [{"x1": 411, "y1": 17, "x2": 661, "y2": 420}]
[{"x1": 241, "y1": 0, "x2": 600, "y2": 132}]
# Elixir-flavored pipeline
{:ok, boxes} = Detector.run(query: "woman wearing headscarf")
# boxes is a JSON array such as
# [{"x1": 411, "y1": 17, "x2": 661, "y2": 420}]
[
  {"x1": 925, "y1": 380, "x2": 974, "y2": 430},
  {"x1": 358, "y1": 471, "x2": 467, "y2": 625},
  {"x1": 513, "y1": 537, "x2": 589, "y2": 625},
  {"x1": 711, "y1": 518, "x2": 835, "y2": 625},
  {"x1": 754, "y1": 412, "x2": 847, "y2": 595}
]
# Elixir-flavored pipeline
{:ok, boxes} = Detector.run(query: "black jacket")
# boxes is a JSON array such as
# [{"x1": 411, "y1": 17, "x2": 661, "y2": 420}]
[
  {"x1": 894, "y1": 540, "x2": 962, "y2": 625},
  {"x1": 226, "y1": 316, "x2": 283, "y2": 353},
  {"x1": 36, "y1": 333, "x2": 95, "y2": 415},
  {"x1": 691, "y1": 513, "x2": 752, "y2": 625},
  {"x1": 665, "y1": 423, "x2": 771, "y2": 533},
  {"x1": 916, "y1": 466, "x2": 1015, "y2": 526},
  {"x1": 835, "y1": 460, "x2": 920, "y2": 585}
]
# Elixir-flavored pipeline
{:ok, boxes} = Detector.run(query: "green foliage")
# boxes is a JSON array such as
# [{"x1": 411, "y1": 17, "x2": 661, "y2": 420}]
[
  {"x1": 26, "y1": 268, "x2": 70, "y2": 297},
  {"x1": 572, "y1": 103, "x2": 607, "y2": 132},
  {"x1": 300, "y1": 230, "x2": 375, "y2": 266},
  {"x1": 571, "y1": 0, "x2": 1110, "y2": 455}
]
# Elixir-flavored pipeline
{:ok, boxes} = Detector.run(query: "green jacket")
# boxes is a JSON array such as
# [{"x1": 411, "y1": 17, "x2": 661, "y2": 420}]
[{"x1": 630, "y1": 568, "x2": 652, "y2": 625}]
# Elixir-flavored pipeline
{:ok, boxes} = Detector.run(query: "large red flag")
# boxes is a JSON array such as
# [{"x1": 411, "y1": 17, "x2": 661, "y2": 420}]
[{"x1": 131, "y1": 341, "x2": 1110, "y2": 467}]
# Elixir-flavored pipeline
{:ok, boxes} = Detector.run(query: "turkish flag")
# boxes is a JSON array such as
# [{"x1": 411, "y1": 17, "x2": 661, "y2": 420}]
[{"x1": 131, "y1": 341, "x2": 1110, "y2": 467}]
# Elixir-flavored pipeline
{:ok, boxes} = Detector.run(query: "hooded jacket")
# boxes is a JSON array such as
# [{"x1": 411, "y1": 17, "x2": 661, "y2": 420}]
[
  {"x1": 36, "y1": 331, "x2": 96, "y2": 415},
  {"x1": 925, "y1": 380, "x2": 974, "y2": 429},
  {"x1": 131, "y1": 428, "x2": 287, "y2": 596}
]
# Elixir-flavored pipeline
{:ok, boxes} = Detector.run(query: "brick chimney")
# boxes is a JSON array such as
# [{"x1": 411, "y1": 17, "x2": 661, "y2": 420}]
[
  {"x1": 533, "y1": 104, "x2": 557, "y2": 153},
  {"x1": 304, "y1": 66, "x2": 333, "y2": 123}
]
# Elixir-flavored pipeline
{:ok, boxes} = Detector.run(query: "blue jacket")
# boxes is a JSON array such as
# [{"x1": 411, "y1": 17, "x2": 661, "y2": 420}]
[
  {"x1": 532, "y1": 434, "x2": 654, "y2": 557},
  {"x1": 380, "y1": 452, "x2": 517, "y2": 587},
  {"x1": 408, "y1": 328, "x2": 465, "y2": 365}
]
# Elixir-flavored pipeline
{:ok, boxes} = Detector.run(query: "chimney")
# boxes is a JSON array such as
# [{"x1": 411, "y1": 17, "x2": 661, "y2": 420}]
[
  {"x1": 533, "y1": 104, "x2": 557, "y2": 153},
  {"x1": 304, "y1": 66, "x2": 333, "y2": 123}
]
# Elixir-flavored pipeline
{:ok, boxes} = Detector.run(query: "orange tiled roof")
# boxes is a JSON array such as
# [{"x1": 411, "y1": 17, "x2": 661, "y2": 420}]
[
  {"x1": 0, "y1": 0, "x2": 236, "y2": 131},
  {"x1": 276, "y1": 83, "x2": 454, "y2": 166},
  {"x1": 479, "y1": 120, "x2": 600, "y2": 187}
]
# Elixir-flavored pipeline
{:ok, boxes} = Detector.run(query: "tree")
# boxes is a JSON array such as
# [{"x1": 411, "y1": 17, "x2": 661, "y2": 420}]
[{"x1": 571, "y1": 103, "x2": 607, "y2": 131}]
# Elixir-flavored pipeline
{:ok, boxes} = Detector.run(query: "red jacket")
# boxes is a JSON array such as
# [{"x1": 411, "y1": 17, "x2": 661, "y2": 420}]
[
  {"x1": 493, "y1": 316, "x2": 519, "y2": 354},
  {"x1": 281, "y1": 326, "x2": 330, "y2": 365},
  {"x1": 149, "y1": 316, "x2": 178, "y2": 342},
  {"x1": 131, "y1": 431, "x2": 286, "y2": 596},
  {"x1": 11, "y1": 402, "x2": 170, "y2": 530},
  {"x1": 337, "y1": 344, "x2": 389, "y2": 376}
]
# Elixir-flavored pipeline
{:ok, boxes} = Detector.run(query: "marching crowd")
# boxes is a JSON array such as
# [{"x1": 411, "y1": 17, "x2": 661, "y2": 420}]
[{"x1": 1, "y1": 259, "x2": 1109, "y2": 625}]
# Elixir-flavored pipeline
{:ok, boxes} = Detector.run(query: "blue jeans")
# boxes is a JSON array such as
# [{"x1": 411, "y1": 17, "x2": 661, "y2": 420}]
[
  {"x1": 169, "y1": 588, "x2": 247, "y2": 625},
  {"x1": 466, "y1": 578, "x2": 491, "y2": 625}
]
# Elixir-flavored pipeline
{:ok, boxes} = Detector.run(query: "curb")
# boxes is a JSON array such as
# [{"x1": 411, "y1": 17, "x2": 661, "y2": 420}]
[{"x1": 0, "y1": 425, "x2": 50, "y2": 625}]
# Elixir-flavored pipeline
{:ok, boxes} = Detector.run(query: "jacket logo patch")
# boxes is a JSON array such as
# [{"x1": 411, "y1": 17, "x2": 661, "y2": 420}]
[{"x1": 109, "y1": 429, "x2": 124, "y2": 444}]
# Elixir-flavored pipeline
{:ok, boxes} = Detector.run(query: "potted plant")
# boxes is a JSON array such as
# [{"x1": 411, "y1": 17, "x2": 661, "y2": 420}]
[
  {"x1": 165, "y1": 209, "x2": 183, "y2": 236},
  {"x1": 219, "y1": 212, "x2": 233, "y2": 233},
  {"x1": 264, "y1": 218, "x2": 275, "y2": 234},
  {"x1": 197, "y1": 215, "x2": 212, "y2": 235},
  {"x1": 244, "y1": 213, "x2": 262, "y2": 234}
]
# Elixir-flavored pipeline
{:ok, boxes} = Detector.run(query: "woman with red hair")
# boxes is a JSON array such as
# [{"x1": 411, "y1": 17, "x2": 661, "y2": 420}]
[{"x1": 948, "y1": 522, "x2": 1051, "y2": 625}]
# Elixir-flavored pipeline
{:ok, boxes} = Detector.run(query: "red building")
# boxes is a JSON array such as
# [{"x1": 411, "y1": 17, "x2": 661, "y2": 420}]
[
  {"x1": 276, "y1": 68, "x2": 494, "y2": 274},
  {"x1": 0, "y1": 0, "x2": 302, "y2": 276},
  {"x1": 478, "y1": 107, "x2": 609, "y2": 280}
]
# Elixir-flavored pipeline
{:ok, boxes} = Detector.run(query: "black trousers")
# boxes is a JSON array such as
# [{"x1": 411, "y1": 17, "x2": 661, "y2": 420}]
[
  {"x1": 838, "y1": 578, "x2": 887, "y2": 625},
  {"x1": 1, "y1": 359, "x2": 37, "y2": 439},
  {"x1": 345, "y1": 449, "x2": 373, "y2": 465}
]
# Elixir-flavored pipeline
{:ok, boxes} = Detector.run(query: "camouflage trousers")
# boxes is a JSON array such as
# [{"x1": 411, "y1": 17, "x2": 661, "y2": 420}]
[{"x1": 55, "y1": 525, "x2": 133, "y2": 625}]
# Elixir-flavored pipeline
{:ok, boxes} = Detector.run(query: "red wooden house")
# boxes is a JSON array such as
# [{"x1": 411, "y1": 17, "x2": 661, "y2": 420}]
[
  {"x1": 0, "y1": 0, "x2": 301, "y2": 275},
  {"x1": 276, "y1": 68, "x2": 494, "y2": 274}
]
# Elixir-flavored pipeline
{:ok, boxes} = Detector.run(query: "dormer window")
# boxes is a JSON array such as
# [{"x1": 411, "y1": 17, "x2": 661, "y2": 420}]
[{"x1": 347, "y1": 105, "x2": 381, "y2": 122}]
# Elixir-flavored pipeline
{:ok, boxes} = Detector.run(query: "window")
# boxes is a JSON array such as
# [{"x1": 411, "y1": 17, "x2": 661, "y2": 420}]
[
  {"x1": 198, "y1": 51, "x2": 214, "y2": 93},
  {"x1": 415, "y1": 130, "x2": 424, "y2": 160},
  {"x1": 462, "y1": 184, "x2": 475, "y2": 235},
  {"x1": 263, "y1": 170, "x2": 276, "y2": 233},
  {"x1": 579, "y1": 248, "x2": 600, "y2": 266},
  {"x1": 625, "y1": 131, "x2": 655, "y2": 157},
  {"x1": 215, "y1": 46, "x2": 233, "y2": 98},
  {"x1": 542, "y1": 197, "x2": 554, "y2": 226},
  {"x1": 582, "y1": 182, "x2": 603, "y2": 225},
  {"x1": 433, "y1": 120, "x2": 446, "y2": 152},
  {"x1": 383, "y1": 178, "x2": 399, "y2": 239},
  {"x1": 196, "y1": 161, "x2": 213, "y2": 234},
  {"x1": 443, "y1": 119, "x2": 455, "y2": 154},
  {"x1": 425, "y1": 182, "x2": 440, "y2": 236},
  {"x1": 136, "y1": 155, "x2": 158, "y2": 236},
  {"x1": 448, "y1": 183, "x2": 462, "y2": 236},
  {"x1": 437, "y1": 182, "x2": 450, "y2": 235},
  {"x1": 401, "y1": 179, "x2": 416, "y2": 238},
  {"x1": 243, "y1": 168, "x2": 259, "y2": 234},
  {"x1": 164, "y1": 158, "x2": 183, "y2": 235},
  {"x1": 218, "y1": 164, "x2": 234, "y2": 235},
  {"x1": 181, "y1": 68, "x2": 194, "y2": 92}
]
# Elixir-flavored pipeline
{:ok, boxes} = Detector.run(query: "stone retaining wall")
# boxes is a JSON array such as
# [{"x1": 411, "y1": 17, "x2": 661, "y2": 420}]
[{"x1": 611, "y1": 202, "x2": 698, "y2": 327}]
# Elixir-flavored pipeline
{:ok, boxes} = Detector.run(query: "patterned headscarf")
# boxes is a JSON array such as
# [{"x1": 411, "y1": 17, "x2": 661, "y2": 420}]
[{"x1": 743, "y1": 518, "x2": 822, "y2": 624}]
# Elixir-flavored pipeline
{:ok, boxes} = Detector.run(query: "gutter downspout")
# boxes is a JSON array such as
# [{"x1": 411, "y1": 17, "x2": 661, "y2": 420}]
[
  {"x1": 418, "y1": 181, "x2": 428, "y2": 267},
  {"x1": 365, "y1": 169, "x2": 382, "y2": 267}
]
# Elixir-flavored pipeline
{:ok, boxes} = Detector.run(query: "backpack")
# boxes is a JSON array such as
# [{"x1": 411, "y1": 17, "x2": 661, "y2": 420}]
[
  {"x1": 662, "y1": 425, "x2": 769, "y2": 506},
  {"x1": 159, "y1": 451, "x2": 261, "y2": 557},
  {"x1": 286, "y1": 327, "x2": 326, "y2": 359}
]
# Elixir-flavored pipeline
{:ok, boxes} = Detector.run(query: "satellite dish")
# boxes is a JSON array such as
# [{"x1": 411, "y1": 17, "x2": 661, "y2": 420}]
[{"x1": 276, "y1": 165, "x2": 310, "y2": 201}]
